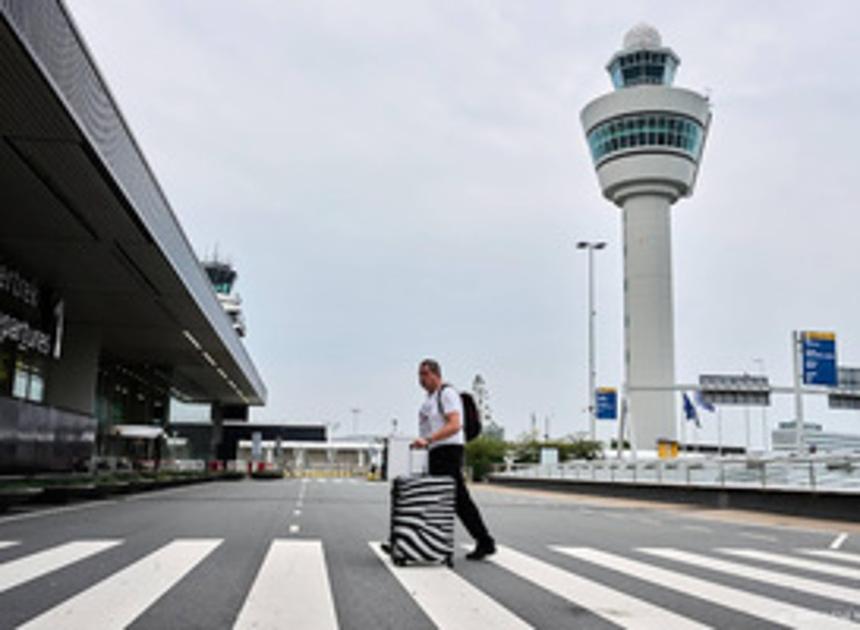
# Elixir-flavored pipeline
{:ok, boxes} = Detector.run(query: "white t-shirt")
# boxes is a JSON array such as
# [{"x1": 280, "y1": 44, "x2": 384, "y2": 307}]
[{"x1": 418, "y1": 385, "x2": 464, "y2": 449}]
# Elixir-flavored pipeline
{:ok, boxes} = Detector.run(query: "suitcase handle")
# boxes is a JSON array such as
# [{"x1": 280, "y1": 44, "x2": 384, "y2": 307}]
[{"x1": 408, "y1": 444, "x2": 428, "y2": 476}]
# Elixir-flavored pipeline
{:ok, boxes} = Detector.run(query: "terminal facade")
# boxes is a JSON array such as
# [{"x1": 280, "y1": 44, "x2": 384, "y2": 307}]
[{"x1": 0, "y1": 1, "x2": 266, "y2": 472}]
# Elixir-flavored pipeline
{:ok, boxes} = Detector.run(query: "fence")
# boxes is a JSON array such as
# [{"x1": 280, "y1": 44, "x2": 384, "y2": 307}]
[{"x1": 492, "y1": 454, "x2": 860, "y2": 492}]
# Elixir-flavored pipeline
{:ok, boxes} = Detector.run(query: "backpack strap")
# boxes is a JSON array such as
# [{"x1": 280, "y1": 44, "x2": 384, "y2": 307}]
[{"x1": 436, "y1": 383, "x2": 450, "y2": 417}]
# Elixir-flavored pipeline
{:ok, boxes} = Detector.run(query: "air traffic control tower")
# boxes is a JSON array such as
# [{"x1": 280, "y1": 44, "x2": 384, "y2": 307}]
[{"x1": 581, "y1": 25, "x2": 711, "y2": 450}]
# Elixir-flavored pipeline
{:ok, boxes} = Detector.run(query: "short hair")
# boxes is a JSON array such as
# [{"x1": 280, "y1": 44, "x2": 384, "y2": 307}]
[{"x1": 419, "y1": 358, "x2": 441, "y2": 376}]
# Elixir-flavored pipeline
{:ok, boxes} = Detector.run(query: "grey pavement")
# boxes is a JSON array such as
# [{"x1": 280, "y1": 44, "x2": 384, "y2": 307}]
[{"x1": 0, "y1": 478, "x2": 857, "y2": 629}]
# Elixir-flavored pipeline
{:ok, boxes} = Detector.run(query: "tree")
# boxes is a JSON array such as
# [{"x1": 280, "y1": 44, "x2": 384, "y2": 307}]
[
  {"x1": 464, "y1": 434, "x2": 508, "y2": 481},
  {"x1": 511, "y1": 434, "x2": 603, "y2": 463}
]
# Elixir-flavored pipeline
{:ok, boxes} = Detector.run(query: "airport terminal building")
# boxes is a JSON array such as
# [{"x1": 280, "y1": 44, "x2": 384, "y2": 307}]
[{"x1": 0, "y1": 1, "x2": 266, "y2": 471}]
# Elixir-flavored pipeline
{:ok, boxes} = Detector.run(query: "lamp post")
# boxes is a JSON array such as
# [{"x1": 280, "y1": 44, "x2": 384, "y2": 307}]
[
  {"x1": 350, "y1": 408, "x2": 361, "y2": 436},
  {"x1": 576, "y1": 240, "x2": 607, "y2": 441},
  {"x1": 753, "y1": 358, "x2": 768, "y2": 451}
]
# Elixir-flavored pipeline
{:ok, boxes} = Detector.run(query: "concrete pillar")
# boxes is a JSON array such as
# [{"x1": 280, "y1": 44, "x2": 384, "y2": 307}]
[
  {"x1": 210, "y1": 403, "x2": 224, "y2": 462},
  {"x1": 622, "y1": 193, "x2": 677, "y2": 450}
]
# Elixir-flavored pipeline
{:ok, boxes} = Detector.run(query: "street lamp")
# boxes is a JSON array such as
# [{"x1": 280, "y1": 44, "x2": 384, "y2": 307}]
[
  {"x1": 350, "y1": 408, "x2": 362, "y2": 436},
  {"x1": 753, "y1": 358, "x2": 768, "y2": 451},
  {"x1": 576, "y1": 240, "x2": 607, "y2": 441}
]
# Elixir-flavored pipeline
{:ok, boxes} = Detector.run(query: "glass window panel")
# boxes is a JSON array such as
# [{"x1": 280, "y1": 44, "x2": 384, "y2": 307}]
[
  {"x1": 13, "y1": 367, "x2": 28, "y2": 399},
  {"x1": 28, "y1": 372, "x2": 44, "y2": 403}
]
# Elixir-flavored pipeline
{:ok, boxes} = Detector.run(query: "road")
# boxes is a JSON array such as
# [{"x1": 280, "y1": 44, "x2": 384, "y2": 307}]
[{"x1": 0, "y1": 477, "x2": 857, "y2": 629}]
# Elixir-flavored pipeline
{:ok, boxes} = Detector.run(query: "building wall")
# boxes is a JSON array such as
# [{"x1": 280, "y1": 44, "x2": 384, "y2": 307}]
[{"x1": 0, "y1": 396, "x2": 95, "y2": 472}]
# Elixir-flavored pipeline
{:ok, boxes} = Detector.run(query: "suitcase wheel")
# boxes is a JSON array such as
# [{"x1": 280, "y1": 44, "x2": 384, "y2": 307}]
[
  {"x1": 445, "y1": 555, "x2": 454, "y2": 568},
  {"x1": 393, "y1": 556, "x2": 407, "y2": 567}
]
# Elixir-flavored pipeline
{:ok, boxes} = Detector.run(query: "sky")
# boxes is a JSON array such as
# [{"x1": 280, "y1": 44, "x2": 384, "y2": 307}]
[{"x1": 65, "y1": 0, "x2": 860, "y2": 447}]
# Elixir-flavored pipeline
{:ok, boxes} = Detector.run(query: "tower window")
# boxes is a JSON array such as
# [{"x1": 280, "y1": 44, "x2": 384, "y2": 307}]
[{"x1": 587, "y1": 113, "x2": 704, "y2": 164}]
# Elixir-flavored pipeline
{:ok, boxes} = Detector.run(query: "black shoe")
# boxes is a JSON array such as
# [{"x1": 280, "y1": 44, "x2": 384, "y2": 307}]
[{"x1": 466, "y1": 539, "x2": 496, "y2": 561}]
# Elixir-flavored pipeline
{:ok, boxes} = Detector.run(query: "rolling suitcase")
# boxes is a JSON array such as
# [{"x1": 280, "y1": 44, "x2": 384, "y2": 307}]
[{"x1": 389, "y1": 469, "x2": 456, "y2": 568}]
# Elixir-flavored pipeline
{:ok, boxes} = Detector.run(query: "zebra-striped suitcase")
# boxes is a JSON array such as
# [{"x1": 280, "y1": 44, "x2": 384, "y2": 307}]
[{"x1": 390, "y1": 474, "x2": 456, "y2": 567}]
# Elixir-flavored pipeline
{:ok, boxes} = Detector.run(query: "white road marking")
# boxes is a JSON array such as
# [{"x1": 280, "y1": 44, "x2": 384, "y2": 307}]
[
  {"x1": 293, "y1": 509, "x2": 302, "y2": 516},
  {"x1": 19, "y1": 539, "x2": 221, "y2": 629},
  {"x1": 800, "y1": 549, "x2": 860, "y2": 565},
  {"x1": 333, "y1": 478, "x2": 343, "y2": 484},
  {"x1": 559, "y1": 547, "x2": 855, "y2": 629},
  {"x1": 0, "y1": 540, "x2": 121, "y2": 593},
  {"x1": 0, "y1": 541, "x2": 19, "y2": 550},
  {"x1": 234, "y1": 540, "x2": 338, "y2": 630},
  {"x1": 371, "y1": 543, "x2": 531, "y2": 629},
  {"x1": 830, "y1": 532, "x2": 848, "y2": 550},
  {"x1": 289, "y1": 524, "x2": 300, "y2": 534},
  {"x1": 483, "y1": 545, "x2": 706, "y2": 629},
  {"x1": 719, "y1": 548, "x2": 860, "y2": 581},
  {"x1": 680, "y1": 525, "x2": 713, "y2": 533},
  {"x1": 639, "y1": 548, "x2": 860, "y2": 604}
]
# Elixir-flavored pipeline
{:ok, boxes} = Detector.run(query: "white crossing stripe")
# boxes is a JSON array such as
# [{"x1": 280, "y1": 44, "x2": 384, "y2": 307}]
[
  {"x1": 484, "y1": 545, "x2": 706, "y2": 629},
  {"x1": 830, "y1": 532, "x2": 848, "y2": 549},
  {"x1": 801, "y1": 549, "x2": 860, "y2": 565},
  {"x1": 719, "y1": 548, "x2": 860, "y2": 581},
  {"x1": 235, "y1": 540, "x2": 338, "y2": 630},
  {"x1": 0, "y1": 541, "x2": 19, "y2": 550},
  {"x1": 557, "y1": 547, "x2": 855, "y2": 630},
  {"x1": 19, "y1": 539, "x2": 221, "y2": 630},
  {"x1": 640, "y1": 548, "x2": 860, "y2": 604},
  {"x1": 371, "y1": 543, "x2": 531, "y2": 630},
  {"x1": 0, "y1": 540, "x2": 120, "y2": 593}
]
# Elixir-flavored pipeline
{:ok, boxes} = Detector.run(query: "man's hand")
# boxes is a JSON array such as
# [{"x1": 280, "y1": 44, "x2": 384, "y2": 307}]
[{"x1": 411, "y1": 437, "x2": 429, "y2": 449}]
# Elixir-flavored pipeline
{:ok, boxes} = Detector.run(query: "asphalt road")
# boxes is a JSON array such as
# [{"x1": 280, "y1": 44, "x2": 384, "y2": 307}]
[{"x1": 0, "y1": 477, "x2": 857, "y2": 629}]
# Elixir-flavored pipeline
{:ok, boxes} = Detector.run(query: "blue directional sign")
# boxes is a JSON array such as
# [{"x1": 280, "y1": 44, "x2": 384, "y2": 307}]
[
  {"x1": 802, "y1": 331, "x2": 838, "y2": 386},
  {"x1": 595, "y1": 387, "x2": 618, "y2": 420}
]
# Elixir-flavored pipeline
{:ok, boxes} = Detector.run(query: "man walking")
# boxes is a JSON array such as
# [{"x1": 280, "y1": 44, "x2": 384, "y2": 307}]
[{"x1": 411, "y1": 358, "x2": 496, "y2": 560}]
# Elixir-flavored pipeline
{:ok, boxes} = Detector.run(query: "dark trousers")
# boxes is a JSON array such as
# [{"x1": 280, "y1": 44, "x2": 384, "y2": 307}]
[{"x1": 428, "y1": 444, "x2": 493, "y2": 545}]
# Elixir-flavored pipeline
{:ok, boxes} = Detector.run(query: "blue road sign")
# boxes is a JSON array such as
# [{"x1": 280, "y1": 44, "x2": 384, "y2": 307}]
[
  {"x1": 802, "y1": 331, "x2": 837, "y2": 386},
  {"x1": 595, "y1": 388, "x2": 618, "y2": 420}
]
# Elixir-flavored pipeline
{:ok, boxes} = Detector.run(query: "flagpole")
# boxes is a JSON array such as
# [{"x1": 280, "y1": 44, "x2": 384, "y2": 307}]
[
  {"x1": 681, "y1": 393, "x2": 687, "y2": 456},
  {"x1": 717, "y1": 407, "x2": 723, "y2": 457},
  {"x1": 694, "y1": 419, "x2": 699, "y2": 453}
]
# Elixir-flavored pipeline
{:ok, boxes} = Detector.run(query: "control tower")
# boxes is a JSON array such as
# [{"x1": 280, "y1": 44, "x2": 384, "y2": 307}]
[
  {"x1": 203, "y1": 256, "x2": 247, "y2": 338},
  {"x1": 581, "y1": 24, "x2": 711, "y2": 450}
]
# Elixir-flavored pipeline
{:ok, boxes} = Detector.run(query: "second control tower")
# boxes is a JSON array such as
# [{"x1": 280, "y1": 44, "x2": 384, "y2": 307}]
[{"x1": 581, "y1": 24, "x2": 711, "y2": 450}]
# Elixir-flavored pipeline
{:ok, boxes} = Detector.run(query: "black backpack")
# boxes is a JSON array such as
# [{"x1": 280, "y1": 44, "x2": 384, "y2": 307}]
[{"x1": 437, "y1": 384, "x2": 482, "y2": 442}]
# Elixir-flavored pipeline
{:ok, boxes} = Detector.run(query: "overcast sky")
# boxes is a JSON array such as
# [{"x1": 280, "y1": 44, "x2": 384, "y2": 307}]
[{"x1": 66, "y1": 0, "x2": 860, "y2": 446}]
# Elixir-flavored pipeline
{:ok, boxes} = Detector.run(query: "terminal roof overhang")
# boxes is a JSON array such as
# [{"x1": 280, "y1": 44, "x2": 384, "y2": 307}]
[{"x1": 0, "y1": 2, "x2": 266, "y2": 406}]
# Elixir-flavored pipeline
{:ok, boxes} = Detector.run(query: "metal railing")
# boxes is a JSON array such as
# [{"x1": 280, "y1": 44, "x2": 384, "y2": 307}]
[{"x1": 492, "y1": 454, "x2": 860, "y2": 492}]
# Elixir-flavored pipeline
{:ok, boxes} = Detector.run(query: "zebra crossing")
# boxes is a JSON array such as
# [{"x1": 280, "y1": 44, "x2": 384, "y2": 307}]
[{"x1": 0, "y1": 537, "x2": 857, "y2": 629}]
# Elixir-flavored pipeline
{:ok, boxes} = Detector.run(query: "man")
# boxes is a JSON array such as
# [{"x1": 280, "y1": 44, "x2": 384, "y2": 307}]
[{"x1": 412, "y1": 358, "x2": 496, "y2": 560}]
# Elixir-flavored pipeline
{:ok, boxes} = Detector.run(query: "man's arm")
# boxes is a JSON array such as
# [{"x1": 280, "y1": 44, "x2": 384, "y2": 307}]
[{"x1": 412, "y1": 411, "x2": 460, "y2": 448}]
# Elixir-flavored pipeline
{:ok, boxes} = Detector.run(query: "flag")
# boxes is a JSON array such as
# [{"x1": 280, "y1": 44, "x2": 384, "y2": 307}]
[
  {"x1": 682, "y1": 393, "x2": 701, "y2": 428},
  {"x1": 694, "y1": 389, "x2": 716, "y2": 413}
]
